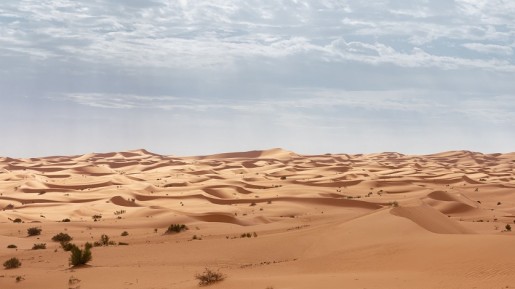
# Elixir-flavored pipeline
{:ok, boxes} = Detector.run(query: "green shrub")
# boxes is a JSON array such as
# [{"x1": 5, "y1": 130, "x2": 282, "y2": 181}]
[
  {"x1": 166, "y1": 224, "x2": 188, "y2": 234},
  {"x1": 52, "y1": 232, "x2": 72, "y2": 243},
  {"x1": 61, "y1": 241, "x2": 76, "y2": 252},
  {"x1": 69, "y1": 243, "x2": 92, "y2": 267},
  {"x1": 7, "y1": 244, "x2": 17, "y2": 249},
  {"x1": 32, "y1": 243, "x2": 46, "y2": 250},
  {"x1": 195, "y1": 268, "x2": 225, "y2": 286},
  {"x1": 27, "y1": 227, "x2": 42, "y2": 236},
  {"x1": 3, "y1": 257, "x2": 21, "y2": 269}
]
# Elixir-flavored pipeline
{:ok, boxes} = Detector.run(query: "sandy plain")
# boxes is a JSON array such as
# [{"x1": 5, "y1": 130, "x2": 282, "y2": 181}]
[{"x1": 0, "y1": 148, "x2": 514, "y2": 289}]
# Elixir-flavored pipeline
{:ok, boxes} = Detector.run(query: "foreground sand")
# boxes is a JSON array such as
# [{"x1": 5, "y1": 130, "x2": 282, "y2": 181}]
[{"x1": 1, "y1": 148, "x2": 514, "y2": 288}]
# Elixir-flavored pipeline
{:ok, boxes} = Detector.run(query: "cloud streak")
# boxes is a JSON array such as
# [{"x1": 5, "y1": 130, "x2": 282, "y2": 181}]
[{"x1": 1, "y1": 0, "x2": 514, "y2": 71}]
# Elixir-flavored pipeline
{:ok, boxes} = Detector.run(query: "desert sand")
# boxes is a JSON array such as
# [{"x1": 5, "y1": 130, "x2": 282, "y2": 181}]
[{"x1": 1, "y1": 148, "x2": 514, "y2": 288}]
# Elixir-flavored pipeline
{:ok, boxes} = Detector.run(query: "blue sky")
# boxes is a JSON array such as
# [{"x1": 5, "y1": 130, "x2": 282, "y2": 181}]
[{"x1": 1, "y1": 0, "x2": 514, "y2": 157}]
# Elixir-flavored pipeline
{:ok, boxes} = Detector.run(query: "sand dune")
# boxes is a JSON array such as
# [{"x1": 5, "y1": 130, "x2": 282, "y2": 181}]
[{"x1": 1, "y1": 148, "x2": 514, "y2": 288}]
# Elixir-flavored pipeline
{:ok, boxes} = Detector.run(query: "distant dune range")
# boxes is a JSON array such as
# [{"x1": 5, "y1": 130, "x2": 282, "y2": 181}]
[{"x1": 1, "y1": 148, "x2": 514, "y2": 288}]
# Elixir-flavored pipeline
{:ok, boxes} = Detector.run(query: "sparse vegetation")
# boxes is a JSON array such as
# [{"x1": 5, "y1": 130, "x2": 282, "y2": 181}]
[
  {"x1": 61, "y1": 241, "x2": 75, "y2": 251},
  {"x1": 390, "y1": 201, "x2": 399, "y2": 207},
  {"x1": 52, "y1": 232, "x2": 72, "y2": 243},
  {"x1": 166, "y1": 224, "x2": 188, "y2": 234},
  {"x1": 93, "y1": 234, "x2": 117, "y2": 247},
  {"x1": 7, "y1": 244, "x2": 17, "y2": 249},
  {"x1": 92, "y1": 214, "x2": 102, "y2": 222},
  {"x1": 240, "y1": 232, "x2": 257, "y2": 238},
  {"x1": 121, "y1": 231, "x2": 129, "y2": 236},
  {"x1": 3, "y1": 257, "x2": 21, "y2": 269},
  {"x1": 16, "y1": 275, "x2": 24, "y2": 282},
  {"x1": 195, "y1": 268, "x2": 225, "y2": 286},
  {"x1": 12, "y1": 218, "x2": 22, "y2": 223},
  {"x1": 27, "y1": 227, "x2": 42, "y2": 236},
  {"x1": 32, "y1": 243, "x2": 46, "y2": 250},
  {"x1": 61, "y1": 218, "x2": 71, "y2": 222},
  {"x1": 69, "y1": 243, "x2": 92, "y2": 267},
  {"x1": 506, "y1": 224, "x2": 512, "y2": 232}
]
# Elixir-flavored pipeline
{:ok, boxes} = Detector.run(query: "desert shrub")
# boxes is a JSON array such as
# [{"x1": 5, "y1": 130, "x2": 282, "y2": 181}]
[
  {"x1": 62, "y1": 218, "x2": 71, "y2": 222},
  {"x1": 195, "y1": 268, "x2": 225, "y2": 286},
  {"x1": 16, "y1": 276, "x2": 24, "y2": 282},
  {"x1": 121, "y1": 231, "x2": 129, "y2": 236},
  {"x1": 69, "y1": 243, "x2": 92, "y2": 267},
  {"x1": 32, "y1": 243, "x2": 46, "y2": 250},
  {"x1": 118, "y1": 242, "x2": 129, "y2": 246},
  {"x1": 52, "y1": 232, "x2": 72, "y2": 243},
  {"x1": 166, "y1": 224, "x2": 188, "y2": 234},
  {"x1": 61, "y1": 242, "x2": 76, "y2": 252},
  {"x1": 92, "y1": 214, "x2": 102, "y2": 222},
  {"x1": 12, "y1": 218, "x2": 22, "y2": 223},
  {"x1": 100, "y1": 234, "x2": 109, "y2": 245},
  {"x1": 3, "y1": 257, "x2": 21, "y2": 269},
  {"x1": 506, "y1": 224, "x2": 512, "y2": 232},
  {"x1": 27, "y1": 227, "x2": 42, "y2": 236},
  {"x1": 114, "y1": 210, "x2": 126, "y2": 215},
  {"x1": 7, "y1": 244, "x2": 17, "y2": 249}
]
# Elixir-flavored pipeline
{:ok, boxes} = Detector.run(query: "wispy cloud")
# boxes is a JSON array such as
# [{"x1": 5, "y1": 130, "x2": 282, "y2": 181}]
[
  {"x1": 462, "y1": 43, "x2": 513, "y2": 55},
  {"x1": 1, "y1": 0, "x2": 513, "y2": 71}
]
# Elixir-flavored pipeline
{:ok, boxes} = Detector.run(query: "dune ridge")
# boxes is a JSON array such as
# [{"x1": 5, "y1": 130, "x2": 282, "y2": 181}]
[{"x1": 1, "y1": 148, "x2": 514, "y2": 288}]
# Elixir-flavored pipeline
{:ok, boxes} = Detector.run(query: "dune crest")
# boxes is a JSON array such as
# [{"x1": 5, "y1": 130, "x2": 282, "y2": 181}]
[{"x1": 1, "y1": 149, "x2": 514, "y2": 288}]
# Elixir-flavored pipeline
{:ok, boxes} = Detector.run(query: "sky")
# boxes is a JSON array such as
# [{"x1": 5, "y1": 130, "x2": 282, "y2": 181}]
[{"x1": 1, "y1": 0, "x2": 514, "y2": 157}]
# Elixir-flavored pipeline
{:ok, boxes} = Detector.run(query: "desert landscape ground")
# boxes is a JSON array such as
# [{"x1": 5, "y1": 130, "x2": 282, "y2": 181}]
[{"x1": 0, "y1": 148, "x2": 514, "y2": 288}]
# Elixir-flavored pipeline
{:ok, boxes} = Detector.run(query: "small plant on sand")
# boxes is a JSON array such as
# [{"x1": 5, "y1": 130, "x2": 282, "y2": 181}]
[
  {"x1": 121, "y1": 231, "x2": 129, "y2": 236},
  {"x1": 12, "y1": 218, "x2": 22, "y2": 223},
  {"x1": 16, "y1": 275, "x2": 24, "y2": 282},
  {"x1": 92, "y1": 214, "x2": 102, "y2": 222},
  {"x1": 166, "y1": 224, "x2": 188, "y2": 234},
  {"x1": 69, "y1": 243, "x2": 92, "y2": 267},
  {"x1": 52, "y1": 232, "x2": 72, "y2": 243},
  {"x1": 27, "y1": 227, "x2": 42, "y2": 236},
  {"x1": 61, "y1": 218, "x2": 71, "y2": 222},
  {"x1": 506, "y1": 224, "x2": 512, "y2": 232},
  {"x1": 32, "y1": 243, "x2": 46, "y2": 250},
  {"x1": 61, "y1": 241, "x2": 75, "y2": 251},
  {"x1": 3, "y1": 257, "x2": 21, "y2": 269},
  {"x1": 94, "y1": 234, "x2": 116, "y2": 246},
  {"x1": 7, "y1": 244, "x2": 17, "y2": 249},
  {"x1": 195, "y1": 268, "x2": 225, "y2": 286}
]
